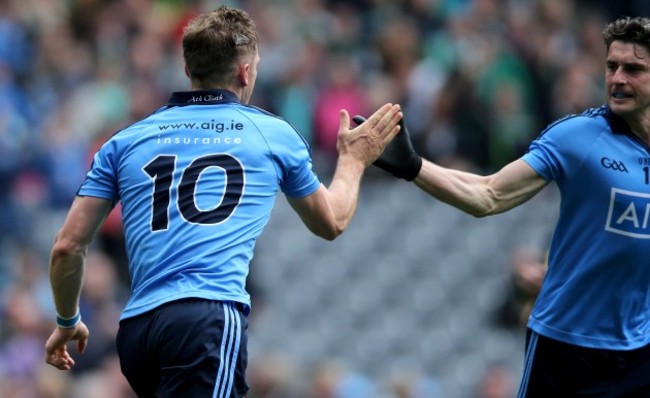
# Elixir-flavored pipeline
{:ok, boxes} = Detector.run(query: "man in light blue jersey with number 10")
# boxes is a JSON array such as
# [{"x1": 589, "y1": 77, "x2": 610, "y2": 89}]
[
  {"x1": 355, "y1": 15, "x2": 650, "y2": 397},
  {"x1": 43, "y1": 5, "x2": 402, "y2": 398}
]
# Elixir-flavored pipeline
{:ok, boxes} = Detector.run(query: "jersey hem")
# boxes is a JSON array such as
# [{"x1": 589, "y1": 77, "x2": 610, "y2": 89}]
[
  {"x1": 528, "y1": 317, "x2": 650, "y2": 350},
  {"x1": 120, "y1": 291, "x2": 251, "y2": 320}
]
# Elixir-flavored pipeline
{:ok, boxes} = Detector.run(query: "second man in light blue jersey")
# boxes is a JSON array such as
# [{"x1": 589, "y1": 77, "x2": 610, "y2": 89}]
[{"x1": 357, "y1": 15, "x2": 650, "y2": 397}]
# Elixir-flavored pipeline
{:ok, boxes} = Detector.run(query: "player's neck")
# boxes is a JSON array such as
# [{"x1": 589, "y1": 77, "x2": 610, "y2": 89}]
[
  {"x1": 625, "y1": 112, "x2": 650, "y2": 146},
  {"x1": 190, "y1": 83, "x2": 243, "y2": 100}
]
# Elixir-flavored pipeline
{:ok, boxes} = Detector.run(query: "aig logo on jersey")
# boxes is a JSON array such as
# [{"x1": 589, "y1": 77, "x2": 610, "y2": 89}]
[
  {"x1": 605, "y1": 188, "x2": 650, "y2": 238},
  {"x1": 601, "y1": 157, "x2": 629, "y2": 173}
]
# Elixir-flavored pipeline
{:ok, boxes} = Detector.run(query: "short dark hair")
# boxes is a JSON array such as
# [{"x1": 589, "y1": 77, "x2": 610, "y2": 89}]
[
  {"x1": 182, "y1": 6, "x2": 259, "y2": 87},
  {"x1": 603, "y1": 16, "x2": 650, "y2": 53}
]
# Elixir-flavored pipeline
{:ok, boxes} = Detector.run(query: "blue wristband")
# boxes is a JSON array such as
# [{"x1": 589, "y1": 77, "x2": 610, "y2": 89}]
[{"x1": 56, "y1": 311, "x2": 81, "y2": 328}]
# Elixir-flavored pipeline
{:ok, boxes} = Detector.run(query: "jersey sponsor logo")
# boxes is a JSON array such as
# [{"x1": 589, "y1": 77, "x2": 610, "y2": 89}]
[
  {"x1": 158, "y1": 120, "x2": 244, "y2": 133},
  {"x1": 600, "y1": 157, "x2": 628, "y2": 173},
  {"x1": 605, "y1": 188, "x2": 650, "y2": 238},
  {"x1": 156, "y1": 135, "x2": 242, "y2": 145}
]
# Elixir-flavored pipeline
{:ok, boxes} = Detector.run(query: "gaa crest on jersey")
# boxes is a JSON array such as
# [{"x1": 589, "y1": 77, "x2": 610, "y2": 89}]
[
  {"x1": 605, "y1": 188, "x2": 650, "y2": 238},
  {"x1": 600, "y1": 157, "x2": 628, "y2": 173}
]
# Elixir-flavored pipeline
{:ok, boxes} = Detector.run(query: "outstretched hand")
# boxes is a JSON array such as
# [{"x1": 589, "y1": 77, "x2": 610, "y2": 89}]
[
  {"x1": 336, "y1": 103, "x2": 402, "y2": 168},
  {"x1": 45, "y1": 322, "x2": 89, "y2": 370},
  {"x1": 353, "y1": 113, "x2": 422, "y2": 181}
]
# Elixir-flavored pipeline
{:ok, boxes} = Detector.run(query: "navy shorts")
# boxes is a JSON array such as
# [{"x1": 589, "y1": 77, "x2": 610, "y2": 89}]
[
  {"x1": 518, "y1": 329, "x2": 650, "y2": 397},
  {"x1": 116, "y1": 299, "x2": 249, "y2": 398}
]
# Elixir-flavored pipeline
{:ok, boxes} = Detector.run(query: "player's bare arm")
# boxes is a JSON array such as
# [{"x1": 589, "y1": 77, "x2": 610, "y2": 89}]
[
  {"x1": 414, "y1": 159, "x2": 549, "y2": 217},
  {"x1": 45, "y1": 196, "x2": 113, "y2": 370},
  {"x1": 288, "y1": 103, "x2": 402, "y2": 240},
  {"x1": 354, "y1": 111, "x2": 548, "y2": 216}
]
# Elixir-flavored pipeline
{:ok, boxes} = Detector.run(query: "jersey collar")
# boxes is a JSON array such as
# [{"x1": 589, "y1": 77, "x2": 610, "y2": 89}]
[
  {"x1": 605, "y1": 105, "x2": 633, "y2": 136},
  {"x1": 604, "y1": 105, "x2": 650, "y2": 152},
  {"x1": 166, "y1": 89, "x2": 240, "y2": 106}
]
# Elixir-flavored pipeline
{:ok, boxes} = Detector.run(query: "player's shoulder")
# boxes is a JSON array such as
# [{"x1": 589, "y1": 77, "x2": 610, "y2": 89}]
[
  {"x1": 237, "y1": 104, "x2": 310, "y2": 146},
  {"x1": 237, "y1": 105, "x2": 293, "y2": 128},
  {"x1": 547, "y1": 106, "x2": 608, "y2": 131},
  {"x1": 537, "y1": 106, "x2": 611, "y2": 140}
]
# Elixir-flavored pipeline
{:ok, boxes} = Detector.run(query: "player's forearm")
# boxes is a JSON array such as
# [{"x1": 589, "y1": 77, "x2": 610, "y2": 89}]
[
  {"x1": 325, "y1": 155, "x2": 366, "y2": 236},
  {"x1": 49, "y1": 237, "x2": 86, "y2": 318},
  {"x1": 414, "y1": 159, "x2": 497, "y2": 217}
]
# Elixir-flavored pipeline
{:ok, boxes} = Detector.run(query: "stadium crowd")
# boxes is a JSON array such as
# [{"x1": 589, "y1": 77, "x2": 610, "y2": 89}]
[{"x1": 0, "y1": 0, "x2": 647, "y2": 397}]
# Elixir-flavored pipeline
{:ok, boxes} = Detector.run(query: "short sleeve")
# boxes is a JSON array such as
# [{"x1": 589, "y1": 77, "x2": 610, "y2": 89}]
[
  {"x1": 521, "y1": 116, "x2": 604, "y2": 182},
  {"x1": 263, "y1": 119, "x2": 321, "y2": 198},
  {"x1": 78, "y1": 140, "x2": 120, "y2": 201}
]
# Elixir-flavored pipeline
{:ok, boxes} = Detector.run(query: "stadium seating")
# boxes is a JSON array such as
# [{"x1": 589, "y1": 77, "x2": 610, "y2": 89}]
[{"x1": 249, "y1": 178, "x2": 559, "y2": 397}]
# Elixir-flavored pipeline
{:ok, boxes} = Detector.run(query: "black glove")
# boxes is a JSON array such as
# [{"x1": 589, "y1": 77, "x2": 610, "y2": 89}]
[{"x1": 353, "y1": 114, "x2": 422, "y2": 181}]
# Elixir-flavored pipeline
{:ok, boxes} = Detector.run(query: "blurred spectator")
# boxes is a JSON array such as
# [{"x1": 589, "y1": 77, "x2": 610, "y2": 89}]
[
  {"x1": 0, "y1": 288, "x2": 49, "y2": 397},
  {"x1": 313, "y1": 53, "x2": 369, "y2": 166},
  {"x1": 391, "y1": 369, "x2": 439, "y2": 398},
  {"x1": 71, "y1": 251, "x2": 126, "y2": 374},
  {"x1": 474, "y1": 363, "x2": 515, "y2": 398},
  {"x1": 245, "y1": 353, "x2": 301, "y2": 398},
  {"x1": 418, "y1": 67, "x2": 490, "y2": 171},
  {"x1": 309, "y1": 360, "x2": 377, "y2": 398},
  {"x1": 495, "y1": 246, "x2": 547, "y2": 331},
  {"x1": 68, "y1": 354, "x2": 136, "y2": 398}
]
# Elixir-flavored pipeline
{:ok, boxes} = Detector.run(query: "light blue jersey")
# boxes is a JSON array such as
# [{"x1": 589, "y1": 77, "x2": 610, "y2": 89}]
[
  {"x1": 522, "y1": 106, "x2": 650, "y2": 350},
  {"x1": 78, "y1": 90, "x2": 321, "y2": 320}
]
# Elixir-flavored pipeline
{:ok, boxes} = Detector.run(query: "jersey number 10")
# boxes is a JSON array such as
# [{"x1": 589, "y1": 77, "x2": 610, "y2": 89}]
[{"x1": 143, "y1": 154, "x2": 244, "y2": 231}]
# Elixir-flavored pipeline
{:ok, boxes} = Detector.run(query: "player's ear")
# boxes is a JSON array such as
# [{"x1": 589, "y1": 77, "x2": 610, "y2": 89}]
[
  {"x1": 237, "y1": 63, "x2": 250, "y2": 86},
  {"x1": 184, "y1": 65, "x2": 191, "y2": 78}
]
